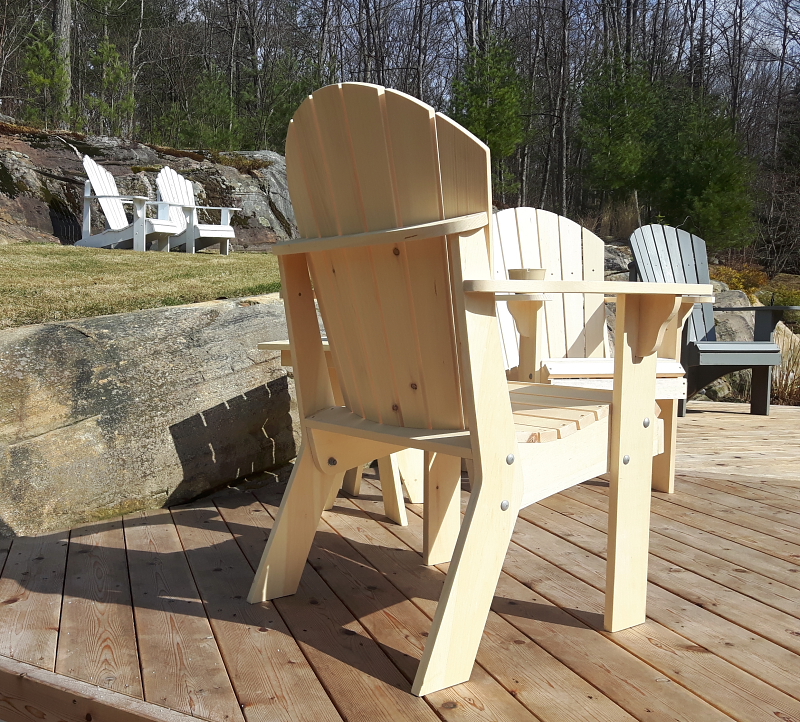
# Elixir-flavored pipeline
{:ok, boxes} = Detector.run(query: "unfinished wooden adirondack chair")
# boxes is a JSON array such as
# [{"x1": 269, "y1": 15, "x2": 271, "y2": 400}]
[
  {"x1": 77, "y1": 155, "x2": 177, "y2": 251},
  {"x1": 246, "y1": 82, "x2": 711, "y2": 696},
  {"x1": 156, "y1": 166, "x2": 238, "y2": 254},
  {"x1": 493, "y1": 208, "x2": 698, "y2": 493},
  {"x1": 630, "y1": 224, "x2": 782, "y2": 416}
]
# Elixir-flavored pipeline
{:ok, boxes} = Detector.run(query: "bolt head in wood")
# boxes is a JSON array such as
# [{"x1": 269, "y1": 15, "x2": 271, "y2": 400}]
[
  {"x1": 506, "y1": 454, "x2": 515, "y2": 465},
  {"x1": 623, "y1": 455, "x2": 631, "y2": 465},
  {"x1": 500, "y1": 500, "x2": 510, "y2": 511},
  {"x1": 643, "y1": 417, "x2": 651, "y2": 428},
  {"x1": 327, "y1": 457, "x2": 338, "y2": 466}
]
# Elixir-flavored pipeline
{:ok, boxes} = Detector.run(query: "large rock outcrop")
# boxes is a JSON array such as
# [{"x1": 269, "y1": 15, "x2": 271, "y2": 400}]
[
  {"x1": 0, "y1": 294, "x2": 298, "y2": 537},
  {"x1": 0, "y1": 126, "x2": 297, "y2": 250}
]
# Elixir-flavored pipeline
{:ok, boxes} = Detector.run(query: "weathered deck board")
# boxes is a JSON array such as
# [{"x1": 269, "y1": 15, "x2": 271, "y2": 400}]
[
  {"x1": 0, "y1": 401, "x2": 798, "y2": 722},
  {"x1": 348, "y1": 480, "x2": 721, "y2": 722},
  {"x1": 171, "y1": 500, "x2": 343, "y2": 722},
  {"x1": 0, "y1": 531, "x2": 68, "y2": 669},
  {"x1": 123, "y1": 509, "x2": 243, "y2": 721},
  {"x1": 678, "y1": 401, "x2": 800, "y2": 481},
  {"x1": 56, "y1": 519, "x2": 142, "y2": 697}
]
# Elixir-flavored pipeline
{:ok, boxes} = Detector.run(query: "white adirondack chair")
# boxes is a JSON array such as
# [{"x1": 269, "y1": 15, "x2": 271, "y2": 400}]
[
  {"x1": 493, "y1": 207, "x2": 700, "y2": 493},
  {"x1": 156, "y1": 166, "x2": 239, "y2": 254},
  {"x1": 77, "y1": 155, "x2": 177, "y2": 251}
]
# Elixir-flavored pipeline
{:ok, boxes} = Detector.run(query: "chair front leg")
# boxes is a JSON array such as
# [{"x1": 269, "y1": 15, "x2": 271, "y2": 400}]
[
  {"x1": 248, "y1": 444, "x2": 340, "y2": 602},
  {"x1": 605, "y1": 293, "x2": 664, "y2": 632},
  {"x1": 412, "y1": 456, "x2": 519, "y2": 696}
]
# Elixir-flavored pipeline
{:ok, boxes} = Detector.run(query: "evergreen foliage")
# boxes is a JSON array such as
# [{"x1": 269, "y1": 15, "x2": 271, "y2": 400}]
[
  {"x1": 580, "y1": 60, "x2": 657, "y2": 197},
  {"x1": 85, "y1": 40, "x2": 135, "y2": 136},
  {"x1": 451, "y1": 38, "x2": 525, "y2": 197},
  {"x1": 22, "y1": 25, "x2": 69, "y2": 130},
  {"x1": 642, "y1": 90, "x2": 754, "y2": 249}
]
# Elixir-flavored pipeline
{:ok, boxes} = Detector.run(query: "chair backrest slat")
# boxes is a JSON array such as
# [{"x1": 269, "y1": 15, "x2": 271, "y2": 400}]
[
  {"x1": 83, "y1": 156, "x2": 128, "y2": 231},
  {"x1": 581, "y1": 225, "x2": 606, "y2": 357},
  {"x1": 632, "y1": 224, "x2": 716, "y2": 343},
  {"x1": 558, "y1": 215, "x2": 588, "y2": 357},
  {"x1": 630, "y1": 227, "x2": 654, "y2": 282},
  {"x1": 662, "y1": 226, "x2": 685, "y2": 283},
  {"x1": 287, "y1": 83, "x2": 480, "y2": 430},
  {"x1": 156, "y1": 167, "x2": 193, "y2": 233},
  {"x1": 492, "y1": 207, "x2": 608, "y2": 369}
]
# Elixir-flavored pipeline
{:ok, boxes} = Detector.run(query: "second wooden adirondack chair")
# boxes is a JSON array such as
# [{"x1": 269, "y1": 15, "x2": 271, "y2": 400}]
[
  {"x1": 77, "y1": 155, "x2": 177, "y2": 251},
  {"x1": 493, "y1": 208, "x2": 697, "y2": 493},
  {"x1": 630, "y1": 224, "x2": 782, "y2": 415},
  {"x1": 247, "y1": 82, "x2": 710, "y2": 696},
  {"x1": 156, "y1": 166, "x2": 239, "y2": 254}
]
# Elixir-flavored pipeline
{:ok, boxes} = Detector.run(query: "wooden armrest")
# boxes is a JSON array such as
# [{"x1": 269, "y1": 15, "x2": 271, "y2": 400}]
[
  {"x1": 90, "y1": 195, "x2": 149, "y2": 201},
  {"x1": 464, "y1": 279, "x2": 713, "y2": 296},
  {"x1": 714, "y1": 305, "x2": 800, "y2": 311},
  {"x1": 272, "y1": 212, "x2": 488, "y2": 256}
]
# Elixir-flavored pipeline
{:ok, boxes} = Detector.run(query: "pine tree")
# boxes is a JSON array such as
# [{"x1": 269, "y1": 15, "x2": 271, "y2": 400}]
[
  {"x1": 643, "y1": 89, "x2": 754, "y2": 249},
  {"x1": 451, "y1": 37, "x2": 525, "y2": 200}
]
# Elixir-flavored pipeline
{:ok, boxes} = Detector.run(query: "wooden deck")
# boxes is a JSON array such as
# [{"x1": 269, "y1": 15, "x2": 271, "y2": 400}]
[{"x1": 0, "y1": 401, "x2": 799, "y2": 722}]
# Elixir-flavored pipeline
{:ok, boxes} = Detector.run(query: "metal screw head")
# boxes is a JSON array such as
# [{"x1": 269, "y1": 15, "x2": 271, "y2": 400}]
[
  {"x1": 500, "y1": 500, "x2": 510, "y2": 511},
  {"x1": 506, "y1": 454, "x2": 515, "y2": 465},
  {"x1": 623, "y1": 455, "x2": 631, "y2": 465},
  {"x1": 327, "y1": 457, "x2": 338, "y2": 466},
  {"x1": 643, "y1": 417, "x2": 651, "y2": 428}
]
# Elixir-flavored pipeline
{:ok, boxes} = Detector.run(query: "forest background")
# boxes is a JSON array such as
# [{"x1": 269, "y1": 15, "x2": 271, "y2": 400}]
[{"x1": 3, "y1": 0, "x2": 800, "y2": 271}]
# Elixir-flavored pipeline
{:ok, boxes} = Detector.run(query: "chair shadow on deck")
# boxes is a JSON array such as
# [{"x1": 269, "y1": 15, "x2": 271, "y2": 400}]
[{"x1": 0, "y1": 468, "x2": 603, "y2": 694}]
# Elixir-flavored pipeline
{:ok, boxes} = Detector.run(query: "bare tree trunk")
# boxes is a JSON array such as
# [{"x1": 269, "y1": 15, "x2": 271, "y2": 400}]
[{"x1": 53, "y1": 0, "x2": 71, "y2": 127}]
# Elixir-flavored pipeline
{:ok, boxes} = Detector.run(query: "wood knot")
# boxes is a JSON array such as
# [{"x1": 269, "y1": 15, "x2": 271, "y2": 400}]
[{"x1": 392, "y1": 247, "x2": 400, "y2": 256}]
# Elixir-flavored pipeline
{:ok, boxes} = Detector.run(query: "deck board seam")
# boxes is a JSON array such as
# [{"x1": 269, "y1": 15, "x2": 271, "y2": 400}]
[
  {"x1": 209, "y1": 493, "x2": 349, "y2": 722},
  {"x1": 510, "y1": 489, "x2": 800, "y2": 705},
  {"x1": 580, "y1": 482, "x2": 800, "y2": 578},
  {"x1": 344, "y1": 478, "x2": 656, "y2": 722},
  {"x1": 165, "y1": 507, "x2": 247, "y2": 722}
]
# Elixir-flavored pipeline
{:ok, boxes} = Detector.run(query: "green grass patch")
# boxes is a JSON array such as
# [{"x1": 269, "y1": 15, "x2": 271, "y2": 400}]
[{"x1": 0, "y1": 243, "x2": 280, "y2": 329}]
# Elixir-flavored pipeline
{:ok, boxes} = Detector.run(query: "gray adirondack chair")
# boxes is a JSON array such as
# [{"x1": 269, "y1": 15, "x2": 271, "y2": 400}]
[{"x1": 629, "y1": 224, "x2": 782, "y2": 415}]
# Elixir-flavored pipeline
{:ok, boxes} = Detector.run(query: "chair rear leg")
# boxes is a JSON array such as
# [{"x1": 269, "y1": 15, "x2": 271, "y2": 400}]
[
  {"x1": 397, "y1": 448, "x2": 425, "y2": 503},
  {"x1": 412, "y1": 466, "x2": 518, "y2": 696},
  {"x1": 220, "y1": 239, "x2": 231, "y2": 255},
  {"x1": 750, "y1": 366, "x2": 771, "y2": 415},
  {"x1": 423, "y1": 452, "x2": 462, "y2": 565},
  {"x1": 341, "y1": 466, "x2": 362, "y2": 496},
  {"x1": 652, "y1": 399, "x2": 677, "y2": 493},
  {"x1": 377, "y1": 456, "x2": 408, "y2": 526},
  {"x1": 248, "y1": 445, "x2": 339, "y2": 603},
  {"x1": 323, "y1": 472, "x2": 345, "y2": 510}
]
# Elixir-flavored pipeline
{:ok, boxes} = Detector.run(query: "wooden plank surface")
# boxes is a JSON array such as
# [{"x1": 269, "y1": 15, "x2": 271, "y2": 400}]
[
  {"x1": 0, "y1": 653, "x2": 197, "y2": 722},
  {"x1": 353, "y1": 477, "x2": 729, "y2": 722},
  {"x1": 56, "y1": 518, "x2": 142, "y2": 697},
  {"x1": 123, "y1": 509, "x2": 244, "y2": 721},
  {"x1": 0, "y1": 402, "x2": 799, "y2": 722},
  {"x1": 0, "y1": 531, "x2": 68, "y2": 669},
  {"x1": 171, "y1": 498, "x2": 342, "y2": 722}
]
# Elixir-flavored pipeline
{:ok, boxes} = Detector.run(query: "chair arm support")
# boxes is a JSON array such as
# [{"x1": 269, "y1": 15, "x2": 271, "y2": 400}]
[
  {"x1": 463, "y1": 279, "x2": 713, "y2": 297},
  {"x1": 89, "y1": 195, "x2": 150, "y2": 201}
]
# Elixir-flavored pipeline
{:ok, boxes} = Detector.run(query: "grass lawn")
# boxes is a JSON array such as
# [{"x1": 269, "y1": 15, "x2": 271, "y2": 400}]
[{"x1": 0, "y1": 243, "x2": 281, "y2": 330}]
